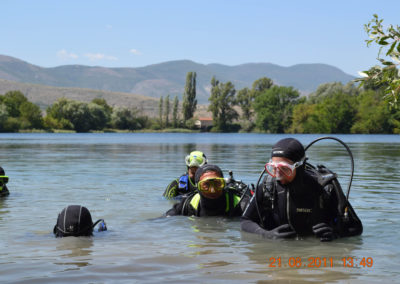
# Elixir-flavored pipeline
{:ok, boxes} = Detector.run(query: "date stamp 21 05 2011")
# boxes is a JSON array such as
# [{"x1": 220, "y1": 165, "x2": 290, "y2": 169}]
[{"x1": 268, "y1": 257, "x2": 374, "y2": 268}]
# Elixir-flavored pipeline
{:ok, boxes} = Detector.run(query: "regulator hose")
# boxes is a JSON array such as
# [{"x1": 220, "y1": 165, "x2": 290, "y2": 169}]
[{"x1": 305, "y1": 136, "x2": 354, "y2": 202}]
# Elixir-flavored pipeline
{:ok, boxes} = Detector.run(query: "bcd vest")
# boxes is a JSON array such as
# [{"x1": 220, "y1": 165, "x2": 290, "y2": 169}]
[
  {"x1": 184, "y1": 192, "x2": 241, "y2": 217},
  {"x1": 261, "y1": 164, "x2": 363, "y2": 237}
]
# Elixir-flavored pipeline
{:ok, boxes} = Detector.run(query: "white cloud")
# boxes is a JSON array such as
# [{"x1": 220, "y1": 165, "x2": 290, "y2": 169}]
[
  {"x1": 57, "y1": 49, "x2": 78, "y2": 60},
  {"x1": 84, "y1": 53, "x2": 118, "y2": 61},
  {"x1": 129, "y1": 49, "x2": 142, "y2": 55}
]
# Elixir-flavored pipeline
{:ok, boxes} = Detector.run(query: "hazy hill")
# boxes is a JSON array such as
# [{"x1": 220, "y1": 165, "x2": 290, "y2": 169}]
[
  {"x1": 0, "y1": 78, "x2": 159, "y2": 116},
  {"x1": 0, "y1": 55, "x2": 355, "y2": 103}
]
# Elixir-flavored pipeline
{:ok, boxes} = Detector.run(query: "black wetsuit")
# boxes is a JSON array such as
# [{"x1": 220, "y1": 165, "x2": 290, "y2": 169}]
[
  {"x1": 165, "y1": 190, "x2": 248, "y2": 217},
  {"x1": 0, "y1": 185, "x2": 9, "y2": 197},
  {"x1": 163, "y1": 173, "x2": 197, "y2": 199},
  {"x1": 241, "y1": 167, "x2": 362, "y2": 239}
]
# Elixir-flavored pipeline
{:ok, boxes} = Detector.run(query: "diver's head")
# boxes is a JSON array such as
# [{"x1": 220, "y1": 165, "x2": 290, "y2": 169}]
[
  {"x1": 195, "y1": 164, "x2": 225, "y2": 199},
  {"x1": 53, "y1": 205, "x2": 94, "y2": 238},
  {"x1": 0, "y1": 167, "x2": 9, "y2": 192},
  {"x1": 185, "y1": 151, "x2": 207, "y2": 179},
  {"x1": 265, "y1": 138, "x2": 305, "y2": 184}
]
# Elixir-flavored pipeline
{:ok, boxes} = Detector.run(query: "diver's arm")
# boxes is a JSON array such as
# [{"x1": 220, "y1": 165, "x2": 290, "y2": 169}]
[
  {"x1": 163, "y1": 179, "x2": 179, "y2": 199},
  {"x1": 241, "y1": 219, "x2": 296, "y2": 239},
  {"x1": 240, "y1": 183, "x2": 267, "y2": 233},
  {"x1": 241, "y1": 218, "x2": 266, "y2": 234},
  {"x1": 241, "y1": 188, "x2": 296, "y2": 239},
  {"x1": 165, "y1": 196, "x2": 187, "y2": 216}
]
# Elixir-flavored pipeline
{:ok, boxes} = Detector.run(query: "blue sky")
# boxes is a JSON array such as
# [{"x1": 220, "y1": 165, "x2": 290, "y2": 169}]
[{"x1": 1, "y1": 0, "x2": 399, "y2": 76}]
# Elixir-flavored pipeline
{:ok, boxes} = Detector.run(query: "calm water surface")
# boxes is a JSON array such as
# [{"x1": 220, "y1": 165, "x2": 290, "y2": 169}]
[{"x1": 0, "y1": 133, "x2": 399, "y2": 283}]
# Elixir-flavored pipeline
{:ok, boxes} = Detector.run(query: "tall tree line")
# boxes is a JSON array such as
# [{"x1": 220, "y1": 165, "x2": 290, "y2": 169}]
[{"x1": 182, "y1": 72, "x2": 197, "y2": 123}]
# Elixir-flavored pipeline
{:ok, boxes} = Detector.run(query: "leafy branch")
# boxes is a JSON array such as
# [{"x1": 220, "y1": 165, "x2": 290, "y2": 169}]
[{"x1": 356, "y1": 14, "x2": 400, "y2": 106}]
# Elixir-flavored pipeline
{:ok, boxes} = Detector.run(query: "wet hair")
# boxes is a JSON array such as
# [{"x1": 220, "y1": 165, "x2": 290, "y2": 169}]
[{"x1": 195, "y1": 164, "x2": 223, "y2": 184}]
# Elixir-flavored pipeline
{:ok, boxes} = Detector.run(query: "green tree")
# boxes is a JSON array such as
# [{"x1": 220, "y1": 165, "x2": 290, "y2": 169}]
[
  {"x1": 2, "y1": 91, "x2": 28, "y2": 117},
  {"x1": 111, "y1": 107, "x2": 147, "y2": 130},
  {"x1": 293, "y1": 92, "x2": 356, "y2": 134},
  {"x1": 44, "y1": 98, "x2": 74, "y2": 130},
  {"x1": 182, "y1": 71, "x2": 197, "y2": 121},
  {"x1": 19, "y1": 101, "x2": 43, "y2": 129},
  {"x1": 311, "y1": 93, "x2": 356, "y2": 133},
  {"x1": 252, "y1": 77, "x2": 273, "y2": 94},
  {"x1": 0, "y1": 104, "x2": 8, "y2": 132},
  {"x1": 309, "y1": 82, "x2": 360, "y2": 103},
  {"x1": 0, "y1": 91, "x2": 44, "y2": 131},
  {"x1": 87, "y1": 102, "x2": 109, "y2": 130},
  {"x1": 236, "y1": 87, "x2": 252, "y2": 120},
  {"x1": 351, "y1": 90, "x2": 392, "y2": 133},
  {"x1": 172, "y1": 95, "x2": 179, "y2": 128},
  {"x1": 92, "y1": 98, "x2": 113, "y2": 118},
  {"x1": 389, "y1": 108, "x2": 400, "y2": 133},
  {"x1": 208, "y1": 76, "x2": 238, "y2": 131},
  {"x1": 59, "y1": 100, "x2": 92, "y2": 132},
  {"x1": 164, "y1": 95, "x2": 170, "y2": 127},
  {"x1": 158, "y1": 96, "x2": 164, "y2": 128},
  {"x1": 45, "y1": 98, "x2": 109, "y2": 132},
  {"x1": 254, "y1": 86, "x2": 300, "y2": 133},
  {"x1": 288, "y1": 102, "x2": 316, "y2": 133},
  {"x1": 236, "y1": 77, "x2": 273, "y2": 131},
  {"x1": 356, "y1": 14, "x2": 400, "y2": 106}
]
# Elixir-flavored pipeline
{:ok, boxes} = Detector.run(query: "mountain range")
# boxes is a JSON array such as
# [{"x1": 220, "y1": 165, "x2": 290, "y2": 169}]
[{"x1": 0, "y1": 54, "x2": 355, "y2": 106}]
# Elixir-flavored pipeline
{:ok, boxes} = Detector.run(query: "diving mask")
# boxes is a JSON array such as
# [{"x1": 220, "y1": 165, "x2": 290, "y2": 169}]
[
  {"x1": 265, "y1": 159, "x2": 304, "y2": 179},
  {"x1": 197, "y1": 177, "x2": 225, "y2": 192},
  {"x1": 185, "y1": 151, "x2": 207, "y2": 168}
]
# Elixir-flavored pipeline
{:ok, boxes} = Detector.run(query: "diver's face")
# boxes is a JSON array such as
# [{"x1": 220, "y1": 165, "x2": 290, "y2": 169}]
[
  {"x1": 270, "y1": 157, "x2": 297, "y2": 184},
  {"x1": 198, "y1": 171, "x2": 224, "y2": 199},
  {"x1": 188, "y1": 166, "x2": 198, "y2": 179}
]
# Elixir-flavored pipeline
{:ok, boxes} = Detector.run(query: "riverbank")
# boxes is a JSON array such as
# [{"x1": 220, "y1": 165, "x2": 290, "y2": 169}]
[{"x1": 17, "y1": 128, "x2": 201, "y2": 134}]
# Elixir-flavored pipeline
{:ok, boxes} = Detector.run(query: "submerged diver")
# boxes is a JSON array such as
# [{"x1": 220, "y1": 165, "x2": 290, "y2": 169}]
[
  {"x1": 165, "y1": 164, "x2": 250, "y2": 217},
  {"x1": 163, "y1": 150, "x2": 207, "y2": 199},
  {"x1": 53, "y1": 205, "x2": 107, "y2": 238},
  {"x1": 0, "y1": 166, "x2": 10, "y2": 197},
  {"x1": 241, "y1": 138, "x2": 362, "y2": 241}
]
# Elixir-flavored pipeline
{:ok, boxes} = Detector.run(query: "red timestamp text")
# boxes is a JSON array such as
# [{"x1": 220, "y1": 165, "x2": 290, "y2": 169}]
[{"x1": 269, "y1": 257, "x2": 374, "y2": 268}]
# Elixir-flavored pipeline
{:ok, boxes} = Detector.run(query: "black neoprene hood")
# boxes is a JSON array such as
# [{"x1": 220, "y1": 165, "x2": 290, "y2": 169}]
[
  {"x1": 271, "y1": 138, "x2": 305, "y2": 163},
  {"x1": 195, "y1": 164, "x2": 224, "y2": 183}
]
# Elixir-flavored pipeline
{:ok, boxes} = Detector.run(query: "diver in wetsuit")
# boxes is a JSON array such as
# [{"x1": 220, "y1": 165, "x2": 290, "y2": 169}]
[
  {"x1": 241, "y1": 138, "x2": 362, "y2": 241},
  {"x1": 165, "y1": 164, "x2": 250, "y2": 217},
  {"x1": 0, "y1": 166, "x2": 10, "y2": 197},
  {"x1": 163, "y1": 151, "x2": 207, "y2": 199}
]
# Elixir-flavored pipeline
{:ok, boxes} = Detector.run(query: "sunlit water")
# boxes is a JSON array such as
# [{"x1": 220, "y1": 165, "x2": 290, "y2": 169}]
[{"x1": 0, "y1": 133, "x2": 399, "y2": 283}]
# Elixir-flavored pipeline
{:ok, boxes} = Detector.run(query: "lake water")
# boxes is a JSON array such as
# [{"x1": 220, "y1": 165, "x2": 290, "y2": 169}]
[{"x1": 0, "y1": 133, "x2": 399, "y2": 283}]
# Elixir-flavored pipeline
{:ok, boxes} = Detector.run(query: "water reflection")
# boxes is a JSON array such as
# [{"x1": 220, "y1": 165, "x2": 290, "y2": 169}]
[
  {"x1": 241, "y1": 233, "x2": 364, "y2": 283},
  {"x1": 54, "y1": 237, "x2": 94, "y2": 270},
  {"x1": 0, "y1": 198, "x2": 10, "y2": 223}
]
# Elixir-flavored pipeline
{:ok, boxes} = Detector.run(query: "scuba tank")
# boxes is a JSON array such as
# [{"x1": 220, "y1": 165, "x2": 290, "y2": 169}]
[
  {"x1": 304, "y1": 136, "x2": 362, "y2": 236},
  {"x1": 225, "y1": 170, "x2": 253, "y2": 198},
  {"x1": 225, "y1": 170, "x2": 254, "y2": 213}
]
